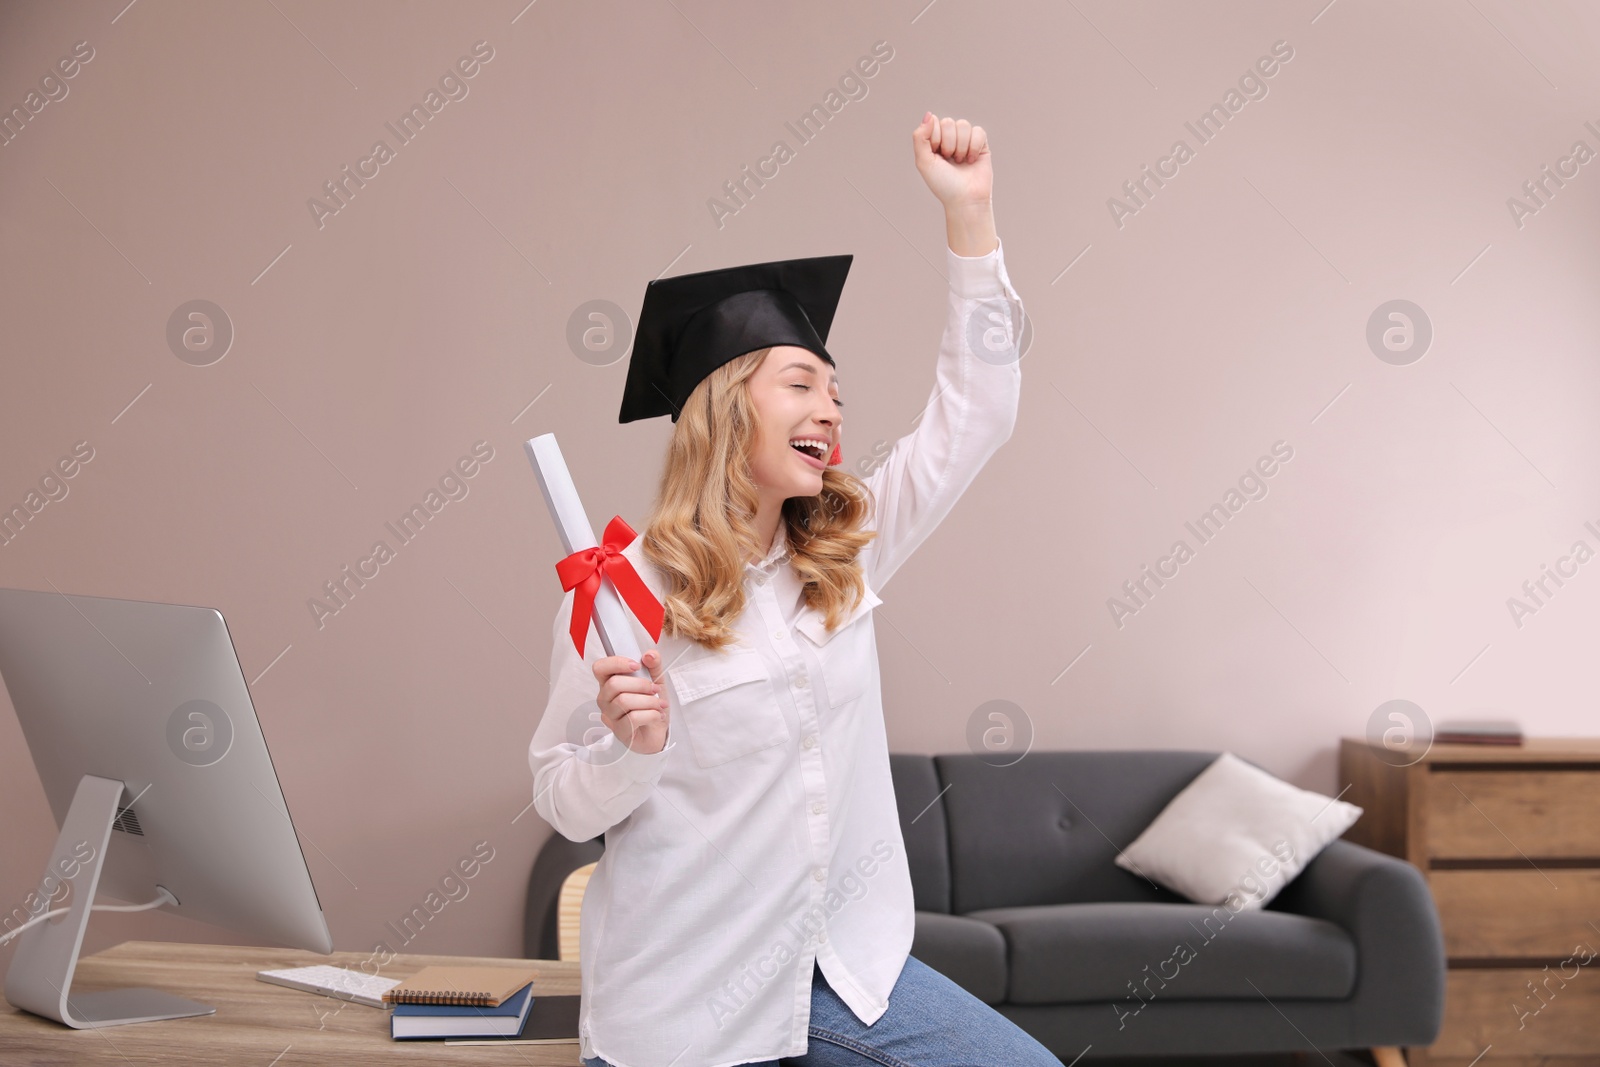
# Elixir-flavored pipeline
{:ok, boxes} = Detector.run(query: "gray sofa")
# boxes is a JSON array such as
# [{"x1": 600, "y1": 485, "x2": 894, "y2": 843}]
[{"x1": 525, "y1": 750, "x2": 1446, "y2": 1059}]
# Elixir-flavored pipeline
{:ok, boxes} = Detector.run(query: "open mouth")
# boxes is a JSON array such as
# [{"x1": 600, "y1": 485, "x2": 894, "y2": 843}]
[{"x1": 789, "y1": 438, "x2": 829, "y2": 468}]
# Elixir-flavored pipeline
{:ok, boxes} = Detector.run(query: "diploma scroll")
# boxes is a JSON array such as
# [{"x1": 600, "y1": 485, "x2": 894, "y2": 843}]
[{"x1": 524, "y1": 434, "x2": 654, "y2": 685}]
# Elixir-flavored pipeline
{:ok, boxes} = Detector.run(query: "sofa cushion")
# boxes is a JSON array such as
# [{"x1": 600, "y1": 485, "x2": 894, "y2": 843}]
[
  {"x1": 1114, "y1": 752, "x2": 1364, "y2": 909},
  {"x1": 889, "y1": 754, "x2": 951, "y2": 914},
  {"x1": 911, "y1": 911, "x2": 1007, "y2": 1005},
  {"x1": 965, "y1": 901, "x2": 1356, "y2": 1004},
  {"x1": 936, "y1": 751, "x2": 1220, "y2": 911}
]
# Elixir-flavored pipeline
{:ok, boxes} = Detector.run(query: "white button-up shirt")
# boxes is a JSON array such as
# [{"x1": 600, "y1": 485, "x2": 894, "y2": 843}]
[{"x1": 529, "y1": 239, "x2": 1023, "y2": 1067}]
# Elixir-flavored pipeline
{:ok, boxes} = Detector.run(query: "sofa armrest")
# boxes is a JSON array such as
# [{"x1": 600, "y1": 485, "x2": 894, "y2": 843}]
[
  {"x1": 1271, "y1": 839, "x2": 1446, "y2": 1042},
  {"x1": 911, "y1": 911, "x2": 1008, "y2": 1005}
]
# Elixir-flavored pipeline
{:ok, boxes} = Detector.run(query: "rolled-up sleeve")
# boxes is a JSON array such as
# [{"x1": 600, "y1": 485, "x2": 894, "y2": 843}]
[
  {"x1": 859, "y1": 238, "x2": 1024, "y2": 592},
  {"x1": 527, "y1": 589, "x2": 676, "y2": 843}
]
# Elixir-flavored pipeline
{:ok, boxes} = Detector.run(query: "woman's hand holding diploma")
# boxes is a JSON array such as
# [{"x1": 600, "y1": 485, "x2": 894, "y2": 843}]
[
  {"x1": 914, "y1": 111, "x2": 999, "y2": 258},
  {"x1": 593, "y1": 648, "x2": 669, "y2": 755}
]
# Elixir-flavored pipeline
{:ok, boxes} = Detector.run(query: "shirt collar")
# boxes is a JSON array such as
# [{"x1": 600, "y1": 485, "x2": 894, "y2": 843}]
[{"x1": 746, "y1": 525, "x2": 792, "y2": 573}]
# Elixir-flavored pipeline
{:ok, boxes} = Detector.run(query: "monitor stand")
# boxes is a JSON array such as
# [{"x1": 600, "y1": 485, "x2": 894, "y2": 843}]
[{"x1": 3, "y1": 773, "x2": 215, "y2": 1028}]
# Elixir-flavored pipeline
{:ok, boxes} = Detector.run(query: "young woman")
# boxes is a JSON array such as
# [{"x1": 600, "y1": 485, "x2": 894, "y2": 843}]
[{"x1": 529, "y1": 112, "x2": 1053, "y2": 1067}]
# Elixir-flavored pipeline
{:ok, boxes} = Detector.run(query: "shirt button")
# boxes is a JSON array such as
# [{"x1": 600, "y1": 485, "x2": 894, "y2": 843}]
[
  {"x1": 795, "y1": 675, "x2": 808, "y2": 688},
  {"x1": 802, "y1": 735, "x2": 817, "y2": 749},
  {"x1": 818, "y1": 930, "x2": 828, "y2": 943},
  {"x1": 773, "y1": 630, "x2": 787, "y2": 641},
  {"x1": 754, "y1": 574, "x2": 767, "y2": 586},
  {"x1": 813, "y1": 868, "x2": 826, "y2": 882},
  {"x1": 811, "y1": 802, "x2": 825, "y2": 815}
]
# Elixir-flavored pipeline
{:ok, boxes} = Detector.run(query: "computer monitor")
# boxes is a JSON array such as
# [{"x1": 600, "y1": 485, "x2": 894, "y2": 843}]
[{"x1": 0, "y1": 586, "x2": 333, "y2": 1029}]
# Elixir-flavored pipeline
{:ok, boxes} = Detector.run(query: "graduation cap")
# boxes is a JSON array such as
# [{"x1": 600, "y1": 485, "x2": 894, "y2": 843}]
[{"x1": 619, "y1": 254, "x2": 854, "y2": 428}]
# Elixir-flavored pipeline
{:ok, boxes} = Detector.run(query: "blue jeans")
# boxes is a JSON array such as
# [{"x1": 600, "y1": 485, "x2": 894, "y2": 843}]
[{"x1": 583, "y1": 955, "x2": 1061, "y2": 1067}]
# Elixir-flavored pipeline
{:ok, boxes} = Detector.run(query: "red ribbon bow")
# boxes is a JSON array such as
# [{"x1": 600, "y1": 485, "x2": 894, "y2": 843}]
[{"x1": 555, "y1": 516, "x2": 664, "y2": 658}]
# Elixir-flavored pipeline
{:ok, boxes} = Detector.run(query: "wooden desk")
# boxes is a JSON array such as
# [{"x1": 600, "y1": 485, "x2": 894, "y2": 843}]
[{"x1": 0, "y1": 940, "x2": 583, "y2": 1066}]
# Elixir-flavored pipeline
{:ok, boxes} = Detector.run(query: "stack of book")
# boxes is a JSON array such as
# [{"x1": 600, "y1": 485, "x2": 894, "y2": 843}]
[
  {"x1": 384, "y1": 964, "x2": 579, "y2": 1043},
  {"x1": 1434, "y1": 719, "x2": 1523, "y2": 745}
]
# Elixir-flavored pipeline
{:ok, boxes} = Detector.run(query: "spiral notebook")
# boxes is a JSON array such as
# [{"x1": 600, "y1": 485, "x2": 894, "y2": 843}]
[{"x1": 382, "y1": 965, "x2": 541, "y2": 1007}]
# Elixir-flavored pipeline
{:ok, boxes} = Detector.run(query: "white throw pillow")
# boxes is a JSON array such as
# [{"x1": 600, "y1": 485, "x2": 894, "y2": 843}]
[{"x1": 1113, "y1": 752, "x2": 1363, "y2": 910}]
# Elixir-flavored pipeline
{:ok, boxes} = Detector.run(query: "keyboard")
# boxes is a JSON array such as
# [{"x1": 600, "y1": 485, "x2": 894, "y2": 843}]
[{"x1": 256, "y1": 964, "x2": 403, "y2": 1008}]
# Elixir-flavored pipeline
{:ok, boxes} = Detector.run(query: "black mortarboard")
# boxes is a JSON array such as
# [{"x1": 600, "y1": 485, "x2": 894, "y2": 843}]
[{"x1": 619, "y1": 253, "x2": 853, "y2": 423}]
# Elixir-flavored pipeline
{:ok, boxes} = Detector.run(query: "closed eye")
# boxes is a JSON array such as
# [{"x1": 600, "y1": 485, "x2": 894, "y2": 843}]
[{"x1": 791, "y1": 383, "x2": 844, "y2": 407}]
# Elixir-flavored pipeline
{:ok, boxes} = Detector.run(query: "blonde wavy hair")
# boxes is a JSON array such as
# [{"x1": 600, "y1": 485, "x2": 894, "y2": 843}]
[{"x1": 641, "y1": 347, "x2": 877, "y2": 651}]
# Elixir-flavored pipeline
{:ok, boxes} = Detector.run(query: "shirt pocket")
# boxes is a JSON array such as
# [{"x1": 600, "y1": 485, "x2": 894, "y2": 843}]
[
  {"x1": 806, "y1": 593, "x2": 882, "y2": 709},
  {"x1": 668, "y1": 647, "x2": 788, "y2": 768},
  {"x1": 815, "y1": 630, "x2": 872, "y2": 708}
]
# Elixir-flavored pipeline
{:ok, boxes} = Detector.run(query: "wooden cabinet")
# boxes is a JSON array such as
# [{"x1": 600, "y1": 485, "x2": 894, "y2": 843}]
[{"x1": 1341, "y1": 737, "x2": 1600, "y2": 1067}]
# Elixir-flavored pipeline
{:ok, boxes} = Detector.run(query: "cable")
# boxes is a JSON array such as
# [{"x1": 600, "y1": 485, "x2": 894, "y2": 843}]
[
  {"x1": 86, "y1": 887, "x2": 180, "y2": 913},
  {"x1": 0, "y1": 886, "x2": 178, "y2": 947}
]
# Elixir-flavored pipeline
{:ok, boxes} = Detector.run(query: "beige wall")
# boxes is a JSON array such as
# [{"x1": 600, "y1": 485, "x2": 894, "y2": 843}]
[{"x1": 2, "y1": 0, "x2": 1597, "y2": 962}]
